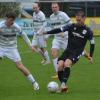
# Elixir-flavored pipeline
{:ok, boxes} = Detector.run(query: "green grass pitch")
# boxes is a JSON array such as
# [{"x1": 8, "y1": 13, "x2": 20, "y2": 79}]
[{"x1": 0, "y1": 37, "x2": 100, "y2": 100}]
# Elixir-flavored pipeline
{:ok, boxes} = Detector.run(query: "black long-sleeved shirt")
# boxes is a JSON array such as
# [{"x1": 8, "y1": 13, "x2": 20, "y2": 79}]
[{"x1": 47, "y1": 23, "x2": 95, "y2": 57}]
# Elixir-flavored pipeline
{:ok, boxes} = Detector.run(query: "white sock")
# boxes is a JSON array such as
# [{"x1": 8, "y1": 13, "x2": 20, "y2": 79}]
[
  {"x1": 44, "y1": 51, "x2": 50, "y2": 62},
  {"x1": 37, "y1": 48, "x2": 45, "y2": 59},
  {"x1": 53, "y1": 58, "x2": 58, "y2": 72},
  {"x1": 27, "y1": 74, "x2": 35, "y2": 84}
]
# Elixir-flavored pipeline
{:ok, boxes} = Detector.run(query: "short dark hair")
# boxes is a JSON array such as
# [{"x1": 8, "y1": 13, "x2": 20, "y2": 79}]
[
  {"x1": 6, "y1": 12, "x2": 17, "y2": 19},
  {"x1": 51, "y1": 2, "x2": 60, "y2": 6},
  {"x1": 76, "y1": 11, "x2": 86, "y2": 17},
  {"x1": 34, "y1": 2, "x2": 41, "y2": 8}
]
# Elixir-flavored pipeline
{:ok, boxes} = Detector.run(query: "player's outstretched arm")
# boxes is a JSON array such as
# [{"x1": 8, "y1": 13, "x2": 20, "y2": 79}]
[
  {"x1": 36, "y1": 28, "x2": 62, "y2": 36},
  {"x1": 21, "y1": 32, "x2": 38, "y2": 52},
  {"x1": 40, "y1": 28, "x2": 63, "y2": 36},
  {"x1": 36, "y1": 23, "x2": 71, "y2": 36},
  {"x1": 42, "y1": 24, "x2": 71, "y2": 35},
  {"x1": 21, "y1": 32, "x2": 32, "y2": 49}
]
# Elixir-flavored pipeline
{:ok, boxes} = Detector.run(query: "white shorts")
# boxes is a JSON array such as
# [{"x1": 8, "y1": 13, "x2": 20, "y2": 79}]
[
  {"x1": 32, "y1": 35, "x2": 46, "y2": 48},
  {"x1": 52, "y1": 38, "x2": 68, "y2": 50},
  {"x1": 0, "y1": 47, "x2": 21, "y2": 62}
]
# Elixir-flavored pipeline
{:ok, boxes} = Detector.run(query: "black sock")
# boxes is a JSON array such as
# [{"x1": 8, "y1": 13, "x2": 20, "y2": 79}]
[
  {"x1": 58, "y1": 70, "x2": 64, "y2": 83},
  {"x1": 63, "y1": 67, "x2": 70, "y2": 84}
]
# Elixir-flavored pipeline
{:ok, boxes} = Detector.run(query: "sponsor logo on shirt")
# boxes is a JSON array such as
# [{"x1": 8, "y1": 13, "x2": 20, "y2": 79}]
[{"x1": 72, "y1": 32, "x2": 84, "y2": 38}]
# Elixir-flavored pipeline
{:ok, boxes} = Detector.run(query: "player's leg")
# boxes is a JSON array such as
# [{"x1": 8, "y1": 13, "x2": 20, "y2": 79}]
[
  {"x1": 32, "y1": 37, "x2": 46, "y2": 60},
  {"x1": 63, "y1": 59, "x2": 72, "y2": 84},
  {"x1": 32, "y1": 37, "x2": 38, "y2": 53},
  {"x1": 51, "y1": 39, "x2": 66, "y2": 78},
  {"x1": 57, "y1": 49, "x2": 71, "y2": 92},
  {"x1": 38, "y1": 35, "x2": 50, "y2": 65},
  {"x1": 51, "y1": 48, "x2": 59, "y2": 78},
  {"x1": 15, "y1": 61, "x2": 39, "y2": 90},
  {"x1": 57, "y1": 59, "x2": 72, "y2": 93},
  {"x1": 57, "y1": 60, "x2": 64, "y2": 83},
  {"x1": 51, "y1": 39, "x2": 60, "y2": 77},
  {"x1": 40, "y1": 47, "x2": 50, "y2": 65},
  {"x1": 51, "y1": 48, "x2": 58, "y2": 71},
  {"x1": 6, "y1": 48, "x2": 39, "y2": 90}
]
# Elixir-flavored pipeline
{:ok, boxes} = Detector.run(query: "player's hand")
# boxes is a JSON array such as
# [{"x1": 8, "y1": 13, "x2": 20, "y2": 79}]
[
  {"x1": 84, "y1": 51, "x2": 93, "y2": 64},
  {"x1": 36, "y1": 27, "x2": 46, "y2": 36},
  {"x1": 36, "y1": 32, "x2": 45, "y2": 36},
  {"x1": 88, "y1": 56, "x2": 93, "y2": 64}
]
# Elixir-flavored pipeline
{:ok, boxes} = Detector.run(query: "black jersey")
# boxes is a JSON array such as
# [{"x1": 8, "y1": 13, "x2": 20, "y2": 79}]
[
  {"x1": 47, "y1": 23, "x2": 94, "y2": 57},
  {"x1": 61, "y1": 23, "x2": 93, "y2": 54}
]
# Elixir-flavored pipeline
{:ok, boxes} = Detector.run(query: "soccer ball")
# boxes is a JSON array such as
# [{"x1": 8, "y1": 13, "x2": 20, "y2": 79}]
[{"x1": 47, "y1": 81, "x2": 59, "y2": 93}]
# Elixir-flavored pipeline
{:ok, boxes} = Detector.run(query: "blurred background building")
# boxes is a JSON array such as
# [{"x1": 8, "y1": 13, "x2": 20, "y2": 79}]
[
  {"x1": 0, "y1": 0, "x2": 100, "y2": 35},
  {"x1": 0, "y1": 0, "x2": 100, "y2": 18}
]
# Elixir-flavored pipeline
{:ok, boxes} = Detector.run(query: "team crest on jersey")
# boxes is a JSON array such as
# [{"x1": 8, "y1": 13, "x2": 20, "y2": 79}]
[{"x1": 82, "y1": 30, "x2": 87, "y2": 34}]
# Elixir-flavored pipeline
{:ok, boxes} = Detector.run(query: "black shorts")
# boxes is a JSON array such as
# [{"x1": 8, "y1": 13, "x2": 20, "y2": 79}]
[{"x1": 58, "y1": 49, "x2": 81, "y2": 64}]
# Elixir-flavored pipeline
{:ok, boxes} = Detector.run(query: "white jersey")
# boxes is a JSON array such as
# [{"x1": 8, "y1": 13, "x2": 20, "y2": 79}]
[
  {"x1": 50, "y1": 11, "x2": 71, "y2": 39},
  {"x1": 33, "y1": 10, "x2": 46, "y2": 34},
  {"x1": 0, "y1": 20, "x2": 22, "y2": 48}
]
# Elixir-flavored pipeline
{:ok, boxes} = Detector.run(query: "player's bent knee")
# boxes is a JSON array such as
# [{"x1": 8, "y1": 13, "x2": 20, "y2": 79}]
[
  {"x1": 58, "y1": 60, "x2": 64, "y2": 71},
  {"x1": 64, "y1": 59, "x2": 72, "y2": 68},
  {"x1": 15, "y1": 61, "x2": 23, "y2": 69}
]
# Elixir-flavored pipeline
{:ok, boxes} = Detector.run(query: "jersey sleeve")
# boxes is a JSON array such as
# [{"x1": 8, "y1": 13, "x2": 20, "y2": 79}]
[
  {"x1": 62, "y1": 12, "x2": 71, "y2": 24},
  {"x1": 87, "y1": 28, "x2": 95, "y2": 45},
  {"x1": 61, "y1": 24, "x2": 72, "y2": 32},
  {"x1": 14, "y1": 23, "x2": 22, "y2": 34},
  {"x1": 87, "y1": 28, "x2": 94, "y2": 40},
  {"x1": 87, "y1": 28, "x2": 95, "y2": 44},
  {"x1": 46, "y1": 24, "x2": 72, "y2": 34},
  {"x1": 87, "y1": 28, "x2": 95, "y2": 57}
]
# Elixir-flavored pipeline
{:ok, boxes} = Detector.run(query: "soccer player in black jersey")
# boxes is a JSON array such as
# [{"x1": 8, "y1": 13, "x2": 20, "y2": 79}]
[{"x1": 41, "y1": 11, "x2": 95, "y2": 93}]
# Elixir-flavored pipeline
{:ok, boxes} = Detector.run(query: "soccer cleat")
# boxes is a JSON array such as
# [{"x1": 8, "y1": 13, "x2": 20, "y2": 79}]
[
  {"x1": 42, "y1": 60, "x2": 50, "y2": 65},
  {"x1": 60, "y1": 82, "x2": 68, "y2": 93},
  {"x1": 41, "y1": 59, "x2": 46, "y2": 64},
  {"x1": 56, "y1": 82, "x2": 68, "y2": 93},
  {"x1": 51, "y1": 75, "x2": 58, "y2": 79},
  {"x1": 33, "y1": 82, "x2": 39, "y2": 91}
]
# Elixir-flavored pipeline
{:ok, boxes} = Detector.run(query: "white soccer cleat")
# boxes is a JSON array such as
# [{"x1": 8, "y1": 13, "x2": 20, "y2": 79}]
[
  {"x1": 33, "y1": 82, "x2": 39, "y2": 91},
  {"x1": 42, "y1": 60, "x2": 50, "y2": 65},
  {"x1": 60, "y1": 82, "x2": 68, "y2": 93},
  {"x1": 56, "y1": 82, "x2": 68, "y2": 93},
  {"x1": 41, "y1": 59, "x2": 46, "y2": 64}
]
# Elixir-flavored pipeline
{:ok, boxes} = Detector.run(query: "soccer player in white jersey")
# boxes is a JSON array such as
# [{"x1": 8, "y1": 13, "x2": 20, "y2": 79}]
[
  {"x1": 0, "y1": 12, "x2": 39, "y2": 91},
  {"x1": 50, "y1": 2, "x2": 72, "y2": 78},
  {"x1": 32, "y1": 3, "x2": 50, "y2": 65}
]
